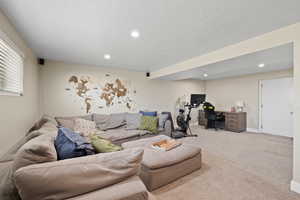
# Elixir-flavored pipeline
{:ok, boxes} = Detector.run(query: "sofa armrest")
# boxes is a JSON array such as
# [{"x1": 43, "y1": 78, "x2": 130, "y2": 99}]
[{"x1": 14, "y1": 148, "x2": 144, "y2": 200}]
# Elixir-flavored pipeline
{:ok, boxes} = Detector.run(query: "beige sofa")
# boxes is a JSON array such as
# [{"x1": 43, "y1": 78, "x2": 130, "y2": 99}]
[{"x1": 0, "y1": 115, "x2": 157, "y2": 200}]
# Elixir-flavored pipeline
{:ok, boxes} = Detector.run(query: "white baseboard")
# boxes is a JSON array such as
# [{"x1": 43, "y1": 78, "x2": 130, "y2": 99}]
[
  {"x1": 291, "y1": 180, "x2": 300, "y2": 194},
  {"x1": 246, "y1": 128, "x2": 260, "y2": 133}
]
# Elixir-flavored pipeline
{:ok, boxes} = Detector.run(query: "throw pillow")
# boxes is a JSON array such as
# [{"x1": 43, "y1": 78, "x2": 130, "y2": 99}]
[
  {"x1": 139, "y1": 111, "x2": 157, "y2": 117},
  {"x1": 55, "y1": 127, "x2": 95, "y2": 160},
  {"x1": 12, "y1": 134, "x2": 57, "y2": 172},
  {"x1": 90, "y1": 134, "x2": 123, "y2": 153},
  {"x1": 125, "y1": 113, "x2": 142, "y2": 130},
  {"x1": 158, "y1": 113, "x2": 169, "y2": 129},
  {"x1": 139, "y1": 116, "x2": 158, "y2": 134},
  {"x1": 73, "y1": 118, "x2": 97, "y2": 137}
]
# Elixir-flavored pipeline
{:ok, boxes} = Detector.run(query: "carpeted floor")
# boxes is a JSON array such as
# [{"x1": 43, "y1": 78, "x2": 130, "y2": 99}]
[{"x1": 152, "y1": 127, "x2": 300, "y2": 200}]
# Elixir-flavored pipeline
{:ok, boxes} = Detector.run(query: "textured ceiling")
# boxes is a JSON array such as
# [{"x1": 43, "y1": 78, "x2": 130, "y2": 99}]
[{"x1": 0, "y1": 0, "x2": 299, "y2": 72}]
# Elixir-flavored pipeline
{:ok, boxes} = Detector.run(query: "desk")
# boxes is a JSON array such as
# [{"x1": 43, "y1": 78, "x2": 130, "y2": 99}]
[{"x1": 198, "y1": 110, "x2": 247, "y2": 133}]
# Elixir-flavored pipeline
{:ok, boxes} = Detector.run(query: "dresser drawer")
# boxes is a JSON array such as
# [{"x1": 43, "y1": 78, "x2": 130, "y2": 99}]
[
  {"x1": 226, "y1": 118, "x2": 238, "y2": 124},
  {"x1": 225, "y1": 114, "x2": 238, "y2": 120}
]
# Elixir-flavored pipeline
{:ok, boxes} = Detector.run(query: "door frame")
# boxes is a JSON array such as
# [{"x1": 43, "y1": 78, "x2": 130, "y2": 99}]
[{"x1": 258, "y1": 76, "x2": 294, "y2": 134}]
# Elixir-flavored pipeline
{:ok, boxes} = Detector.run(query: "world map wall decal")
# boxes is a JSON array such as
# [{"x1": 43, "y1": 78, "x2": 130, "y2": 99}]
[{"x1": 65, "y1": 74, "x2": 137, "y2": 113}]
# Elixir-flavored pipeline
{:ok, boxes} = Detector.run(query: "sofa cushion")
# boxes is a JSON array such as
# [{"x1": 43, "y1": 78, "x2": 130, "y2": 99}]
[
  {"x1": 0, "y1": 123, "x2": 58, "y2": 163},
  {"x1": 98, "y1": 128, "x2": 150, "y2": 142},
  {"x1": 122, "y1": 135, "x2": 201, "y2": 170},
  {"x1": 27, "y1": 115, "x2": 58, "y2": 135},
  {"x1": 55, "y1": 115, "x2": 93, "y2": 130},
  {"x1": 94, "y1": 113, "x2": 126, "y2": 131},
  {"x1": 139, "y1": 116, "x2": 158, "y2": 134},
  {"x1": 12, "y1": 134, "x2": 57, "y2": 172},
  {"x1": 0, "y1": 161, "x2": 20, "y2": 200},
  {"x1": 55, "y1": 127, "x2": 94, "y2": 160},
  {"x1": 125, "y1": 113, "x2": 142, "y2": 130},
  {"x1": 14, "y1": 148, "x2": 144, "y2": 200},
  {"x1": 90, "y1": 134, "x2": 123, "y2": 153},
  {"x1": 73, "y1": 118, "x2": 97, "y2": 137}
]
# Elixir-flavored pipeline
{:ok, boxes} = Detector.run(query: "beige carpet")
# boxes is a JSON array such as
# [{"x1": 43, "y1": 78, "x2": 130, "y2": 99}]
[{"x1": 152, "y1": 127, "x2": 300, "y2": 200}]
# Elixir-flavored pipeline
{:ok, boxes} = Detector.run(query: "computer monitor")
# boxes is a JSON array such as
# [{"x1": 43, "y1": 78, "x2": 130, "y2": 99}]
[{"x1": 190, "y1": 94, "x2": 206, "y2": 107}]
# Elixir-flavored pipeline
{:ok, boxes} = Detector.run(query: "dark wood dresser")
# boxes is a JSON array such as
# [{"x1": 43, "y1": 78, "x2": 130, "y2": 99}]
[{"x1": 198, "y1": 110, "x2": 247, "y2": 133}]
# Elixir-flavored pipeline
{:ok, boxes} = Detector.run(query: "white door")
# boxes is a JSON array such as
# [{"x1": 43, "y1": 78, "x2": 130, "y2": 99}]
[{"x1": 260, "y1": 77, "x2": 294, "y2": 137}]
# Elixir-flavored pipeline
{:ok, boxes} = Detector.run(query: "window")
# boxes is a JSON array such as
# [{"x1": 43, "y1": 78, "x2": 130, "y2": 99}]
[{"x1": 0, "y1": 35, "x2": 24, "y2": 96}]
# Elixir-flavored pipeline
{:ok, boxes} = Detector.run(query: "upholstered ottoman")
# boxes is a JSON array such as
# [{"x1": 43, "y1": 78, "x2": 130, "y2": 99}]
[{"x1": 122, "y1": 135, "x2": 202, "y2": 191}]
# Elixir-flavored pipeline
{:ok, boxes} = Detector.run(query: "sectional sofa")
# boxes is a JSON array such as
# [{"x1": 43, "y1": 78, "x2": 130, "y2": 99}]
[{"x1": 0, "y1": 112, "x2": 174, "y2": 200}]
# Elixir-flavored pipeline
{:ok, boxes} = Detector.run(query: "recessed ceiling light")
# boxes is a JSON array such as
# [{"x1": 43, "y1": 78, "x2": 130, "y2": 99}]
[
  {"x1": 258, "y1": 63, "x2": 265, "y2": 68},
  {"x1": 104, "y1": 54, "x2": 111, "y2": 60},
  {"x1": 131, "y1": 30, "x2": 140, "y2": 38},
  {"x1": 203, "y1": 73, "x2": 208, "y2": 77}
]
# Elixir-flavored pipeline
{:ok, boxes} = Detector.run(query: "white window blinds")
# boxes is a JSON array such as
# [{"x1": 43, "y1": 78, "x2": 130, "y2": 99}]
[{"x1": 0, "y1": 37, "x2": 24, "y2": 95}]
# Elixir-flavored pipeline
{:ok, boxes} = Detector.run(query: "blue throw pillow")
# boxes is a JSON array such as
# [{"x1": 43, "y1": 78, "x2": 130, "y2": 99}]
[
  {"x1": 139, "y1": 111, "x2": 157, "y2": 117},
  {"x1": 55, "y1": 127, "x2": 95, "y2": 160}
]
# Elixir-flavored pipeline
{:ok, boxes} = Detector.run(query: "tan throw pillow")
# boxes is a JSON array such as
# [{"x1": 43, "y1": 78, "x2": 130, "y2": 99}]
[{"x1": 74, "y1": 118, "x2": 97, "y2": 137}]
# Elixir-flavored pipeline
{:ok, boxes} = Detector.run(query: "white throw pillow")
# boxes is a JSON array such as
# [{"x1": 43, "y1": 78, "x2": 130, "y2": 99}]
[{"x1": 74, "y1": 118, "x2": 96, "y2": 137}]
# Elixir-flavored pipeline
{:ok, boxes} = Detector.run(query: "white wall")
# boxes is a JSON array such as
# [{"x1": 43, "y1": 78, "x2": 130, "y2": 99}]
[
  {"x1": 0, "y1": 10, "x2": 40, "y2": 154},
  {"x1": 40, "y1": 61, "x2": 205, "y2": 123},
  {"x1": 151, "y1": 22, "x2": 300, "y2": 191},
  {"x1": 204, "y1": 69, "x2": 293, "y2": 130}
]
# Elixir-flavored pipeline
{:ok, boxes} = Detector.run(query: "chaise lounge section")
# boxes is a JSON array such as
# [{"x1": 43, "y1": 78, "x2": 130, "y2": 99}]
[{"x1": 122, "y1": 135, "x2": 202, "y2": 191}]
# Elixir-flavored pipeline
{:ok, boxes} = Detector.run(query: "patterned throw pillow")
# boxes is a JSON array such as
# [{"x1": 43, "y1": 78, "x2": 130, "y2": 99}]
[
  {"x1": 139, "y1": 116, "x2": 158, "y2": 134},
  {"x1": 74, "y1": 118, "x2": 97, "y2": 137}
]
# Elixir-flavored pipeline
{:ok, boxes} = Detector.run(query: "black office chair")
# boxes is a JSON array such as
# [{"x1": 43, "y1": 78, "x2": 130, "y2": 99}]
[{"x1": 203, "y1": 102, "x2": 225, "y2": 130}]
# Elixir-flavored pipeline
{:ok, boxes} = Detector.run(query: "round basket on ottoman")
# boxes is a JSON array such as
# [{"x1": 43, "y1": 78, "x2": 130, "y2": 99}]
[{"x1": 122, "y1": 135, "x2": 202, "y2": 191}]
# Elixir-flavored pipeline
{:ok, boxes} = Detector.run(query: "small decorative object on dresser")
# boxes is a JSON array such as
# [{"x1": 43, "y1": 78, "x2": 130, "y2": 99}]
[{"x1": 236, "y1": 100, "x2": 246, "y2": 112}]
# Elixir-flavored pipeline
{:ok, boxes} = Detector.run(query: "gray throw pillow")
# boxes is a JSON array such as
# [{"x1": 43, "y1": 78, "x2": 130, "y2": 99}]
[
  {"x1": 158, "y1": 114, "x2": 169, "y2": 129},
  {"x1": 125, "y1": 113, "x2": 142, "y2": 130}
]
